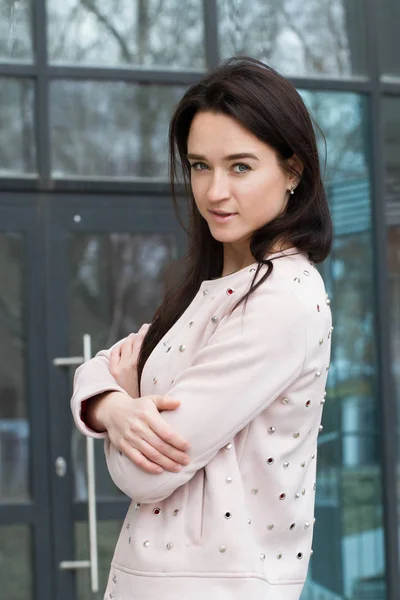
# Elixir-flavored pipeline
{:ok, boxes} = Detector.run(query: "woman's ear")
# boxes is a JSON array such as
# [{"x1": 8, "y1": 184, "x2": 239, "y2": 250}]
[{"x1": 288, "y1": 154, "x2": 304, "y2": 185}]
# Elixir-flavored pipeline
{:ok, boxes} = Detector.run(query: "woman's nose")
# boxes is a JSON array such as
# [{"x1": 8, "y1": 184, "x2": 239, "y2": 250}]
[{"x1": 206, "y1": 173, "x2": 230, "y2": 203}]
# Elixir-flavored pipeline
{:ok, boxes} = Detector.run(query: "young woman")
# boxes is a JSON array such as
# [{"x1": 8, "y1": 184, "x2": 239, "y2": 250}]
[{"x1": 71, "y1": 56, "x2": 333, "y2": 600}]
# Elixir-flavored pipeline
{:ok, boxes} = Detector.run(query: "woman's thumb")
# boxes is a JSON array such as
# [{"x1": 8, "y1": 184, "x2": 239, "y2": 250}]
[{"x1": 153, "y1": 395, "x2": 180, "y2": 411}]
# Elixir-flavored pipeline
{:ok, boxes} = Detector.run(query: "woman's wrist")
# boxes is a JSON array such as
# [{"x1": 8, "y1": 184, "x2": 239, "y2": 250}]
[{"x1": 82, "y1": 391, "x2": 122, "y2": 433}]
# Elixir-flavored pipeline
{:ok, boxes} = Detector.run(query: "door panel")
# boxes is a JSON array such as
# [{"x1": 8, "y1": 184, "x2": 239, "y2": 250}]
[
  {"x1": 0, "y1": 194, "x2": 184, "y2": 600},
  {"x1": 0, "y1": 200, "x2": 53, "y2": 600},
  {"x1": 48, "y1": 196, "x2": 184, "y2": 600}
]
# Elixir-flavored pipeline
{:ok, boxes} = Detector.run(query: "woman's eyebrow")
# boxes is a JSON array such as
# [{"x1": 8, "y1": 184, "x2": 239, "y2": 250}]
[{"x1": 187, "y1": 153, "x2": 260, "y2": 161}]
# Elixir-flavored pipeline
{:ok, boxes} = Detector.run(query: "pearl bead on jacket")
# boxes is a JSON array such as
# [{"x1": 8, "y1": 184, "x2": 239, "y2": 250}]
[{"x1": 71, "y1": 248, "x2": 332, "y2": 600}]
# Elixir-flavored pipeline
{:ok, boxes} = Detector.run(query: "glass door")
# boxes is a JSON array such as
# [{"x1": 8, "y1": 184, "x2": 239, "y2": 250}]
[
  {"x1": 47, "y1": 194, "x2": 184, "y2": 600},
  {"x1": 0, "y1": 199, "x2": 53, "y2": 600}
]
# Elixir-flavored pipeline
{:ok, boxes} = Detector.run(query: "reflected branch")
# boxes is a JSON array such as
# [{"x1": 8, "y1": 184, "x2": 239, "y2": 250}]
[
  {"x1": 280, "y1": 4, "x2": 333, "y2": 75},
  {"x1": 51, "y1": 3, "x2": 81, "y2": 59},
  {"x1": 80, "y1": 0, "x2": 132, "y2": 62}
]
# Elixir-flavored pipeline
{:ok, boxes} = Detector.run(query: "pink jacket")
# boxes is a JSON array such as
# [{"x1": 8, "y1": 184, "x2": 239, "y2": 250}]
[{"x1": 71, "y1": 248, "x2": 332, "y2": 600}]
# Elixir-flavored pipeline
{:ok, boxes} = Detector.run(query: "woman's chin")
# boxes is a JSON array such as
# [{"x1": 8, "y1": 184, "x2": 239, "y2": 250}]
[
  {"x1": 208, "y1": 229, "x2": 241, "y2": 243},
  {"x1": 206, "y1": 221, "x2": 242, "y2": 242}
]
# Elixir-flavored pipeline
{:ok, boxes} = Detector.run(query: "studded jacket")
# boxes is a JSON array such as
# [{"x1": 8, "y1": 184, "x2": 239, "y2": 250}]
[{"x1": 71, "y1": 247, "x2": 332, "y2": 600}]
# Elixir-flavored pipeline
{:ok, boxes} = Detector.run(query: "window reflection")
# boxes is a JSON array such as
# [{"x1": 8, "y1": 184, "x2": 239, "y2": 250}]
[
  {"x1": 0, "y1": 525, "x2": 33, "y2": 600},
  {"x1": 299, "y1": 93, "x2": 385, "y2": 599},
  {"x1": 0, "y1": 233, "x2": 29, "y2": 502},
  {"x1": 0, "y1": 0, "x2": 32, "y2": 62},
  {"x1": 50, "y1": 81, "x2": 186, "y2": 178},
  {"x1": 218, "y1": 0, "x2": 367, "y2": 78},
  {"x1": 383, "y1": 97, "x2": 400, "y2": 561},
  {"x1": 0, "y1": 79, "x2": 35, "y2": 176},
  {"x1": 47, "y1": 0, "x2": 205, "y2": 69}
]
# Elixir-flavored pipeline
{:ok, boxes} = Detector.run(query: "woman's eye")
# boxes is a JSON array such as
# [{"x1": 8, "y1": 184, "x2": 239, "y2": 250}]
[
  {"x1": 232, "y1": 163, "x2": 250, "y2": 174},
  {"x1": 190, "y1": 162, "x2": 209, "y2": 171}
]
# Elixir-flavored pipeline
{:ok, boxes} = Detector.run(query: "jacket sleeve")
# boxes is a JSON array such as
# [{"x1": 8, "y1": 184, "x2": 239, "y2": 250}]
[
  {"x1": 71, "y1": 338, "x2": 128, "y2": 439},
  {"x1": 104, "y1": 284, "x2": 308, "y2": 504}
]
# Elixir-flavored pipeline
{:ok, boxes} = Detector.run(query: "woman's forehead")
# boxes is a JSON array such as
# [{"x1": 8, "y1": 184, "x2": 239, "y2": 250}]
[{"x1": 187, "y1": 112, "x2": 269, "y2": 156}]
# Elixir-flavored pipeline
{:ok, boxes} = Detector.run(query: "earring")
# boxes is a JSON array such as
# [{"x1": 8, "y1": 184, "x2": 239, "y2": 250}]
[{"x1": 290, "y1": 186, "x2": 295, "y2": 195}]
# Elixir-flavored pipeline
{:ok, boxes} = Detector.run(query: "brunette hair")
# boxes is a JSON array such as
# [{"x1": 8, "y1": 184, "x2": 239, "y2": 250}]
[{"x1": 137, "y1": 56, "x2": 332, "y2": 384}]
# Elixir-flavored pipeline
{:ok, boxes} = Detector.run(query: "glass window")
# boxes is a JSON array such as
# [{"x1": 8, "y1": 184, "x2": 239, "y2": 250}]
[
  {"x1": 379, "y1": 0, "x2": 400, "y2": 78},
  {"x1": 0, "y1": 525, "x2": 33, "y2": 600},
  {"x1": 299, "y1": 93, "x2": 386, "y2": 599},
  {"x1": 218, "y1": 0, "x2": 368, "y2": 78},
  {"x1": 50, "y1": 81, "x2": 186, "y2": 178},
  {"x1": 0, "y1": 78, "x2": 35, "y2": 176},
  {"x1": 383, "y1": 97, "x2": 400, "y2": 558},
  {"x1": 47, "y1": 0, "x2": 205, "y2": 69},
  {"x1": 0, "y1": 233, "x2": 29, "y2": 503},
  {"x1": 0, "y1": 0, "x2": 33, "y2": 62},
  {"x1": 69, "y1": 232, "x2": 177, "y2": 500}
]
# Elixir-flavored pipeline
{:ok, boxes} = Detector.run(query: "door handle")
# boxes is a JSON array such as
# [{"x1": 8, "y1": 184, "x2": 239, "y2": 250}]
[
  {"x1": 84, "y1": 333, "x2": 99, "y2": 594},
  {"x1": 57, "y1": 334, "x2": 99, "y2": 593}
]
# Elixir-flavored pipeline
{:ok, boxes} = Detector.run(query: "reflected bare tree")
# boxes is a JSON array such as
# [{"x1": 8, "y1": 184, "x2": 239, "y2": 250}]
[
  {"x1": 0, "y1": 0, "x2": 32, "y2": 60},
  {"x1": 47, "y1": 0, "x2": 204, "y2": 68},
  {"x1": 219, "y1": 0, "x2": 365, "y2": 77},
  {"x1": 69, "y1": 233, "x2": 177, "y2": 356}
]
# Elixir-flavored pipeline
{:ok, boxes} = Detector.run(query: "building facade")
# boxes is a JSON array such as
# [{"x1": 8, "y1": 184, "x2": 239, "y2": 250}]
[{"x1": 0, "y1": 1, "x2": 399, "y2": 599}]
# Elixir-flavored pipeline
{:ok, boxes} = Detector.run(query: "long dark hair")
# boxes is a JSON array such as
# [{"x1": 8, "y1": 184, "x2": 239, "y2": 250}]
[{"x1": 138, "y1": 56, "x2": 332, "y2": 384}]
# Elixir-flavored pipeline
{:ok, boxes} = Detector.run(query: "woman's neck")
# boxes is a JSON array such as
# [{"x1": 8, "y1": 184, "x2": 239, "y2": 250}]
[{"x1": 221, "y1": 240, "x2": 291, "y2": 277}]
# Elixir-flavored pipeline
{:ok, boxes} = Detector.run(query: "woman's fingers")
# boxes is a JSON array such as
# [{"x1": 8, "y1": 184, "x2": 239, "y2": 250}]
[
  {"x1": 141, "y1": 428, "x2": 190, "y2": 466},
  {"x1": 119, "y1": 444, "x2": 164, "y2": 474},
  {"x1": 124, "y1": 417, "x2": 190, "y2": 467},
  {"x1": 107, "y1": 392, "x2": 190, "y2": 474},
  {"x1": 131, "y1": 331, "x2": 145, "y2": 361},
  {"x1": 115, "y1": 326, "x2": 148, "y2": 366},
  {"x1": 109, "y1": 342, "x2": 122, "y2": 372},
  {"x1": 149, "y1": 412, "x2": 191, "y2": 452},
  {"x1": 120, "y1": 333, "x2": 135, "y2": 361},
  {"x1": 129, "y1": 438, "x2": 186, "y2": 472}
]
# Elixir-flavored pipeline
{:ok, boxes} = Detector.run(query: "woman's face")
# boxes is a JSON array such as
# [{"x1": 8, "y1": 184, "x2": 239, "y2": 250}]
[{"x1": 187, "y1": 111, "x2": 296, "y2": 246}]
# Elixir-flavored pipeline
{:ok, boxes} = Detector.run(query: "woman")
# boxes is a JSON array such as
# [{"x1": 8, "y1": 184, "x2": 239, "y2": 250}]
[{"x1": 71, "y1": 56, "x2": 333, "y2": 600}]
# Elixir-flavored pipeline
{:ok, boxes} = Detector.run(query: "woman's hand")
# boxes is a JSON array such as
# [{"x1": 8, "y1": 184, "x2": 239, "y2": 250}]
[
  {"x1": 109, "y1": 324, "x2": 149, "y2": 398},
  {"x1": 97, "y1": 391, "x2": 191, "y2": 474}
]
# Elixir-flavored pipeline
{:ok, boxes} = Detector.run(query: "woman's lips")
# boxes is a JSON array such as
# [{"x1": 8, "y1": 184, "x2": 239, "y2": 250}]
[{"x1": 208, "y1": 210, "x2": 238, "y2": 223}]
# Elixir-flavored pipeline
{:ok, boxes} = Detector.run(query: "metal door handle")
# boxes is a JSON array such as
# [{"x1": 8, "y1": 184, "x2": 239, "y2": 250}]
[
  {"x1": 57, "y1": 334, "x2": 99, "y2": 593},
  {"x1": 84, "y1": 334, "x2": 99, "y2": 593}
]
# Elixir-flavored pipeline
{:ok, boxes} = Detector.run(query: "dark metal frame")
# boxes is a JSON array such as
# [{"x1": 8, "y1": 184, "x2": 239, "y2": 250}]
[
  {"x1": 365, "y1": 2, "x2": 400, "y2": 599},
  {"x1": 1, "y1": 0, "x2": 400, "y2": 598}
]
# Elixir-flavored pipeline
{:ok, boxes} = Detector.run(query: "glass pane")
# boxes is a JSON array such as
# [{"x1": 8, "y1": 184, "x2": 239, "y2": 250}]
[
  {"x1": 0, "y1": 79, "x2": 35, "y2": 176},
  {"x1": 47, "y1": 0, "x2": 205, "y2": 69},
  {"x1": 69, "y1": 232, "x2": 178, "y2": 500},
  {"x1": 383, "y1": 97, "x2": 400, "y2": 559},
  {"x1": 0, "y1": 525, "x2": 33, "y2": 600},
  {"x1": 380, "y1": 0, "x2": 400, "y2": 78},
  {"x1": 0, "y1": 0, "x2": 33, "y2": 62},
  {"x1": 299, "y1": 94, "x2": 386, "y2": 599},
  {"x1": 218, "y1": 0, "x2": 368, "y2": 78},
  {"x1": 0, "y1": 233, "x2": 29, "y2": 502},
  {"x1": 75, "y1": 520, "x2": 122, "y2": 600},
  {"x1": 50, "y1": 81, "x2": 185, "y2": 178}
]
